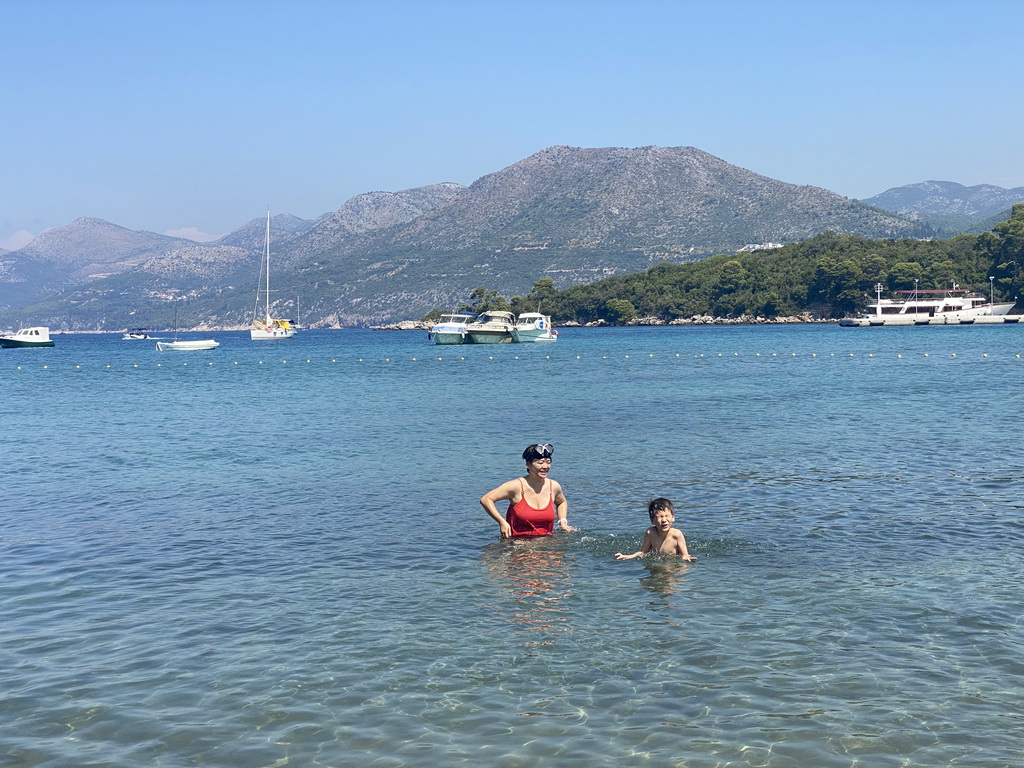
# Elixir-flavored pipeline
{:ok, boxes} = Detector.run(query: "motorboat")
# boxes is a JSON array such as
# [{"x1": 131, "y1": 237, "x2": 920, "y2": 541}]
[
  {"x1": 465, "y1": 311, "x2": 515, "y2": 344},
  {"x1": 512, "y1": 313, "x2": 558, "y2": 343},
  {"x1": 0, "y1": 326, "x2": 55, "y2": 348},
  {"x1": 840, "y1": 283, "x2": 1020, "y2": 326},
  {"x1": 122, "y1": 328, "x2": 150, "y2": 339},
  {"x1": 250, "y1": 211, "x2": 297, "y2": 340},
  {"x1": 427, "y1": 312, "x2": 476, "y2": 345},
  {"x1": 155, "y1": 339, "x2": 220, "y2": 351}
]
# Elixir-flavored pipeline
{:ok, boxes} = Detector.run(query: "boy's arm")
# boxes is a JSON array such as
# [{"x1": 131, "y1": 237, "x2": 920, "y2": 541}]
[
  {"x1": 615, "y1": 529, "x2": 652, "y2": 560},
  {"x1": 639, "y1": 528, "x2": 655, "y2": 555},
  {"x1": 675, "y1": 531, "x2": 697, "y2": 562}
]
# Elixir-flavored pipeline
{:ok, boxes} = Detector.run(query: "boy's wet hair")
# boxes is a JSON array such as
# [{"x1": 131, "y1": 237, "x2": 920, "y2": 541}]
[{"x1": 648, "y1": 497, "x2": 674, "y2": 519}]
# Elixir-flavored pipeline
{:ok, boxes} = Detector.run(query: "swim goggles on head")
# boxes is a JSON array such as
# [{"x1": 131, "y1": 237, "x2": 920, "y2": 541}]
[{"x1": 523, "y1": 443, "x2": 554, "y2": 460}]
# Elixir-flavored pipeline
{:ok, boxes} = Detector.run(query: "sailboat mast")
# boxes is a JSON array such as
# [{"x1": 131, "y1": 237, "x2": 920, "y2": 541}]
[{"x1": 264, "y1": 210, "x2": 272, "y2": 321}]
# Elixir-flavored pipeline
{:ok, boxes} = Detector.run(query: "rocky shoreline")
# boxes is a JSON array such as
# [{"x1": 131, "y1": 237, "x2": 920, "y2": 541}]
[{"x1": 372, "y1": 314, "x2": 834, "y2": 330}]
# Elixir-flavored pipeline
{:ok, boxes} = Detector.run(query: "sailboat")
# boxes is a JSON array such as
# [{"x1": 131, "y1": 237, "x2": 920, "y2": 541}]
[
  {"x1": 155, "y1": 302, "x2": 219, "y2": 351},
  {"x1": 250, "y1": 211, "x2": 296, "y2": 340}
]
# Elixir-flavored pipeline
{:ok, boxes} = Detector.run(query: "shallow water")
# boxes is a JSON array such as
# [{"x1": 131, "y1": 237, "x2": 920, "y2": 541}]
[{"x1": 2, "y1": 325, "x2": 1023, "y2": 767}]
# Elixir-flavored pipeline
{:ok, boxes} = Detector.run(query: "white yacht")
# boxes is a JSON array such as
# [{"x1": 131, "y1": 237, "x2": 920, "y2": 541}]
[
  {"x1": 840, "y1": 283, "x2": 1019, "y2": 326},
  {"x1": 512, "y1": 313, "x2": 558, "y2": 343},
  {"x1": 427, "y1": 312, "x2": 476, "y2": 345},
  {"x1": 250, "y1": 211, "x2": 297, "y2": 340},
  {"x1": 465, "y1": 311, "x2": 515, "y2": 344}
]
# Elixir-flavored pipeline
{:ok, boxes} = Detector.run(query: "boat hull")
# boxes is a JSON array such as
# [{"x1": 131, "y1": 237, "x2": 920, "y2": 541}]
[
  {"x1": 466, "y1": 330, "x2": 512, "y2": 344},
  {"x1": 250, "y1": 327, "x2": 296, "y2": 340},
  {"x1": 429, "y1": 330, "x2": 468, "y2": 345},
  {"x1": 841, "y1": 309, "x2": 1022, "y2": 327},
  {"x1": 511, "y1": 329, "x2": 558, "y2": 343},
  {"x1": 155, "y1": 340, "x2": 220, "y2": 351},
  {"x1": 0, "y1": 338, "x2": 54, "y2": 348}
]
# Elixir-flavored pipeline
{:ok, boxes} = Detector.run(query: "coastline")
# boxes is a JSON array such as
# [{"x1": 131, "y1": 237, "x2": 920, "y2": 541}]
[{"x1": 371, "y1": 314, "x2": 835, "y2": 330}]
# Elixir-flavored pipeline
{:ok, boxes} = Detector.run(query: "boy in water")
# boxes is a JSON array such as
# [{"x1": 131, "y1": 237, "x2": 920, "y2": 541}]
[{"x1": 615, "y1": 497, "x2": 696, "y2": 562}]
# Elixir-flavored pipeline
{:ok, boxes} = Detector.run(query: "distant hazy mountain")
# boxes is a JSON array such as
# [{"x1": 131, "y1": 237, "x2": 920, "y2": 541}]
[
  {"x1": 214, "y1": 213, "x2": 317, "y2": 251},
  {"x1": 0, "y1": 218, "x2": 194, "y2": 309},
  {"x1": 862, "y1": 180, "x2": 1024, "y2": 234},
  {"x1": 280, "y1": 183, "x2": 466, "y2": 267},
  {"x1": 0, "y1": 182, "x2": 463, "y2": 316},
  {"x1": 3, "y1": 146, "x2": 926, "y2": 328}
]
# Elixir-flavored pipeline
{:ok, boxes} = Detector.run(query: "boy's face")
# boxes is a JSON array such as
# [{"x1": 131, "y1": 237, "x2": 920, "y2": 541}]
[{"x1": 650, "y1": 508, "x2": 675, "y2": 531}]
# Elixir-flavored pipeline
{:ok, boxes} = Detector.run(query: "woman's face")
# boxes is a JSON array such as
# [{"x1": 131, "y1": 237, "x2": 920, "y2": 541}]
[{"x1": 527, "y1": 457, "x2": 552, "y2": 478}]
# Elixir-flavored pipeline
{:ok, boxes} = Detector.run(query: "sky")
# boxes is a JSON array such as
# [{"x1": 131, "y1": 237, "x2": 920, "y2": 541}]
[{"x1": 2, "y1": 0, "x2": 1022, "y2": 250}]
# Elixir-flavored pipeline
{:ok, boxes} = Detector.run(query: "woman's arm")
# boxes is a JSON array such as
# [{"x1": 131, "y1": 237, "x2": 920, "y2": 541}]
[
  {"x1": 552, "y1": 481, "x2": 573, "y2": 531},
  {"x1": 480, "y1": 480, "x2": 517, "y2": 538}
]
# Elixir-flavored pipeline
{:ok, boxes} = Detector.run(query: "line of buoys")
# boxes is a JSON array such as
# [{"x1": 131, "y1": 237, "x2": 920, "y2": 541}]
[{"x1": 6, "y1": 351, "x2": 1023, "y2": 371}]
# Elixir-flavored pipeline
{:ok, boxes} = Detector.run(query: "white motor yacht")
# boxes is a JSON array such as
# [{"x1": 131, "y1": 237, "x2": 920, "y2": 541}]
[
  {"x1": 840, "y1": 283, "x2": 1019, "y2": 326},
  {"x1": 511, "y1": 313, "x2": 558, "y2": 343},
  {"x1": 465, "y1": 311, "x2": 515, "y2": 344},
  {"x1": 427, "y1": 312, "x2": 476, "y2": 345}
]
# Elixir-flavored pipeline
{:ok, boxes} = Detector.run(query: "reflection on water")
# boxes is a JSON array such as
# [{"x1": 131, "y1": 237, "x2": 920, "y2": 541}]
[
  {"x1": 481, "y1": 540, "x2": 574, "y2": 644},
  {"x1": 638, "y1": 558, "x2": 693, "y2": 599}
]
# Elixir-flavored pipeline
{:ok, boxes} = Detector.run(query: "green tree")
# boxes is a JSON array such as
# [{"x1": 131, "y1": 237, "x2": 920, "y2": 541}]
[
  {"x1": 463, "y1": 286, "x2": 510, "y2": 313},
  {"x1": 604, "y1": 298, "x2": 637, "y2": 323},
  {"x1": 887, "y1": 261, "x2": 924, "y2": 289}
]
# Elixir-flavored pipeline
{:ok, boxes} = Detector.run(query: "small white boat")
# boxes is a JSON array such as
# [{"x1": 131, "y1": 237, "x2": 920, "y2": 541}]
[
  {"x1": 840, "y1": 283, "x2": 1019, "y2": 326},
  {"x1": 428, "y1": 312, "x2": 477, "y2": 344},
  {"x1": 251, "y1": 211, "x2": 297, "y2": 340},
  {"x1": 512, "y1": 312, "x2": 558, "y2": 343},
  {"x1": 465, "y1": 311, "x2": 515, "y2": 344},
  {"x1": 122, "y1": 328, "x2": 150, "y2": 340},
  {"x1": 155, "y1": 303, "x2": 219, "y2": 351},
  {"x1": 0, "y1": 326, "x2": 55, "y2": 348},
  {"x1": 155, "y1": 339, "x2": 220, "y2": 351}
]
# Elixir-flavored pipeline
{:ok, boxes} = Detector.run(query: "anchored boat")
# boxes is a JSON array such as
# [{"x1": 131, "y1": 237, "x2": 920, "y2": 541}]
[
  {"x1": 465, "y1": 311, "x2": 515, "y2": 344},
  {"x1": 511, "y1": 313, "x2": 558, "y2": 343},
  {"x1": 0, "y1": 326, "x2": 55, "y2": 348},
  {"x1": 250, "y1": 211, "x2": 296, "y2": 340},
  {"x1": 428, "y1": 312, "x2": 477, "y2": 345},
  {"x1": 155, "y1": 303, "x2": 219, "y2": 351},
  {"x1": 840, "y1": 283, "x2": 1020, "y2": 326}
]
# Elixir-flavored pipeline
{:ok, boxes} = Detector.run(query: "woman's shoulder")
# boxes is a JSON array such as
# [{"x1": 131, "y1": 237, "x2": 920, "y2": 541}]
[{"x1": 485, "y1": 477, "x2": 523, "y2": 498}]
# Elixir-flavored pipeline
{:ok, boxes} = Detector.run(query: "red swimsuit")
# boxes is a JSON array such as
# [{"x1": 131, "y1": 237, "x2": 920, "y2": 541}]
[{"x1": 506, "y1": 478, "x2": 555, "y2": 537}]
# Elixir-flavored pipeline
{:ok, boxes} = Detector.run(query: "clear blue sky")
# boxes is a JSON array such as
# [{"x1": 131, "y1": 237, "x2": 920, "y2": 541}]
[{"x1": 3, "y1": 0, "x2": 1022, "y2": 249}]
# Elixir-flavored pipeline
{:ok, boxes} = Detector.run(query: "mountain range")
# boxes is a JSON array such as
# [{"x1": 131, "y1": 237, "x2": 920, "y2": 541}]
[
  {"x1": 1, "y1": 145, "x2": 1018, "y2": 329},
  {"x1": 860, "y1": 180, "x2": 1024, "y2": 234}
]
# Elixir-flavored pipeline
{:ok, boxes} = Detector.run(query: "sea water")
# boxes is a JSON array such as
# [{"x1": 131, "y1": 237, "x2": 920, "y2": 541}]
[{"x1": 2, "y1": 325, "x2": 1023, "y2": 767}]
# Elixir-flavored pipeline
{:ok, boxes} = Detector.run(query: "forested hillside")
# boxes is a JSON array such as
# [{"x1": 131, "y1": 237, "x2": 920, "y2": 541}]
[{"x1": 455, "y1": 204, "x2": 1024, "y2": 324}]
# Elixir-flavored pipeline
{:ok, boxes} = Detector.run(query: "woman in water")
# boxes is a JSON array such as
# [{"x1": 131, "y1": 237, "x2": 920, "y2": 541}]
[{"x1": 480, "y1": 443, "x2": 572, "y2": 538}]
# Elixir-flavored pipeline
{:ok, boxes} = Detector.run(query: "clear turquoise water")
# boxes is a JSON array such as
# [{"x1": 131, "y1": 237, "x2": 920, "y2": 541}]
[{"x1": 2, "y1": 325, "x2": 1023, "y2": 767}]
